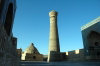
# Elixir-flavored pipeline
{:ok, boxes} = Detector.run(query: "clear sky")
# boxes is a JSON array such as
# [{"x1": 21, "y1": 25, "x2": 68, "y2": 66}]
[{"x1": 13, "y1": 0, "x2": 100, "y2": 54}]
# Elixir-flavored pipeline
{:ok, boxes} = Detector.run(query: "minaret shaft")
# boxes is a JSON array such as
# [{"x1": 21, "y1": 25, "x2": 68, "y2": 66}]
[
  {"x1": 48, "y1": 10, "x2": 61, "y2": 62},
  {"x1": 49, "y1": 16, "x2": 60, "y2": 52}
]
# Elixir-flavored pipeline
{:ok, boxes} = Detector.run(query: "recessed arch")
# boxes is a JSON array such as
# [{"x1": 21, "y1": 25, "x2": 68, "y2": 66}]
[
  {"x1": 87, "y1": 31, "x2": 100, "y2": 47},
  {"x1": 87, "y1": 31, "x2": 100, "y2": 38},
  {"x1": 87, "y1": 31, "x2": 100, "y2": 57},
  {"x1": 4, "y1": 3, "x2": 13, "y2": 36}
]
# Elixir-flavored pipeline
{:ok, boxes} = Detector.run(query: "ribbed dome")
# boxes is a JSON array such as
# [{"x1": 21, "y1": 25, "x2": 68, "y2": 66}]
[{"x1": 24, "y1": 43, "x2": 39, "y2": 54}]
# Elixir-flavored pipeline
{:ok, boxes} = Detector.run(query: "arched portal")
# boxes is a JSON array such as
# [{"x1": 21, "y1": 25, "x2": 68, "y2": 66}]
[
  {"x1": 4, "y1": 3, "x2": 13, "y2": 36},
  {"x1": 87, "y1": 31, "x2": 100, "y2": 59}
]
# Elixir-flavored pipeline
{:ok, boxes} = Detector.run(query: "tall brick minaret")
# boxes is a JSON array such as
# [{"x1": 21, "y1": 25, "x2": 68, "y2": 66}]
[{"x1": 47, "y1": 10, "x2": 61, "y2": 62}]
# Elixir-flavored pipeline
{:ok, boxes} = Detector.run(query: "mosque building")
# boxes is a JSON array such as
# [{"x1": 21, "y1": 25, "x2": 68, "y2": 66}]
[{"x1": 21, "y1": 43, "x2": 43, "y2": 61}]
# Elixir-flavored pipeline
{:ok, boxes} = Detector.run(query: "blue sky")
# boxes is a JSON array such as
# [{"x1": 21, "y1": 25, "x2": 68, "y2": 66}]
[{"x1": 13, "y1": 0, "x2": 100, "y2": 54}]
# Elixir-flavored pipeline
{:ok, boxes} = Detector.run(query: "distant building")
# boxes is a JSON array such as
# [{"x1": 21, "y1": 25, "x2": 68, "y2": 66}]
[
  {"x1": 21, "y1": 43, "x2": 43, "y2": 61},
  {"x1": 16, "y1": 48, "x2": 22, "y2": 60}
]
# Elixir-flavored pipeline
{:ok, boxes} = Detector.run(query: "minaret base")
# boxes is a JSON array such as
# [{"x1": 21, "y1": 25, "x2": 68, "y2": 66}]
[{"x1": 48, "y1": 51, "x2": 61, "y2": 62}]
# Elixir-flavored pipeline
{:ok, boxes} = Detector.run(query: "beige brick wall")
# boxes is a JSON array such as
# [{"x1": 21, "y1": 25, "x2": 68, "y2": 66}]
[
  {"x1": 66, "y1": 49, "x2": 85, "y2": 61},
  {"x1": 25, "y1": 53, "x2": 43, "y2": 61}
]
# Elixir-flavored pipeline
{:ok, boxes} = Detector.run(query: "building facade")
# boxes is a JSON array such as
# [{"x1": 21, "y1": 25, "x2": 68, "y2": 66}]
[
  {"x1": 81, "y1": 17, "x2": 100, "y2": 60},
  {"x1": 61, "y1": 17, "x2": 100, "y2": 61},
  {"x1": 0, "y1": 0, "x2": 19, "y2": 66}
]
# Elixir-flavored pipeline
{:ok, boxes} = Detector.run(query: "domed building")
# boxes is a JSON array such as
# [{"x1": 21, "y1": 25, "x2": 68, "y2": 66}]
[{"x1": 21, "y1": 43, "x2": 43, "y2": 61}]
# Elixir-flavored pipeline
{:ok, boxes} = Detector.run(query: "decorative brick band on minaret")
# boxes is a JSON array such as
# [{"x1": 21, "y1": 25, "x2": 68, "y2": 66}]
[{"x1": 47, "y1": 10, "x2": 61, "y2": 62}]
